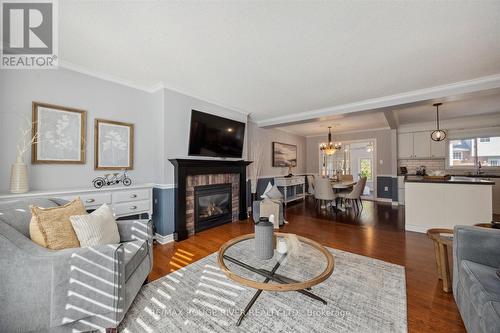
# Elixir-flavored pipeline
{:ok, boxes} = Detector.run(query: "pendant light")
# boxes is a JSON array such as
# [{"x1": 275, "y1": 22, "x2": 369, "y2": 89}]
[
  {"x1": 431, "y1": 103, "x2": 446, "y2": 142},
  {"x1": 320, "y1": 127, "x2": 342, "y2": 155}
]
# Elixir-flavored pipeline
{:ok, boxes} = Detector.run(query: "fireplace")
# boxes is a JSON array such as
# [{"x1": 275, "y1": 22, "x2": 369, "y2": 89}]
[
  {"x1": 168, "y1": 159, "x2": 251, "y2": 241},
  {"x1": 194, "y1": 183, "x2": 232, "y2": 232}
]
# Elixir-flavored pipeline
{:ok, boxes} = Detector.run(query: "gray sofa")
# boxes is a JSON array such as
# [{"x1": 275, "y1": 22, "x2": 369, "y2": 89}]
[
  {"x1": 453, "y1": 226, "x2": 500, "y2": 333},
  {"x1": 0, "y1": 198, "x2": 153, "y2": 332}
]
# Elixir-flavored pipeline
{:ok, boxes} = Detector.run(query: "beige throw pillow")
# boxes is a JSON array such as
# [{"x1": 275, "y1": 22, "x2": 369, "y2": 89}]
[
  {"x1": 70, "y1": 204, "x2": 120, "y2": 247},
  {"x1": 30, "y1": 198, "x2": 85, "y2": 249}
]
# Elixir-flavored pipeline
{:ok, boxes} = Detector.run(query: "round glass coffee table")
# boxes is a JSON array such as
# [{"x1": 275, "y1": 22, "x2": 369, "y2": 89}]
[{"x1": 217, "y1": 233, "x2": 335, "y2": 326}]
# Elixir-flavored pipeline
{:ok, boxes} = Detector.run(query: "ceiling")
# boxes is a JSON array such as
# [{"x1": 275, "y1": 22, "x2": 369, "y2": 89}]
[
  {"x1": 59, "y1": 1, "x2": 500, "y2": 122},
  {"x1": 276, "y1": 112, "x2": 389, "y2": 137},
  {"x1": 277, "y1": 90, "x2": 500, "y2": 136},
  {"x1": 395, "y1": 92, "x2": 500, "y2": 125}
]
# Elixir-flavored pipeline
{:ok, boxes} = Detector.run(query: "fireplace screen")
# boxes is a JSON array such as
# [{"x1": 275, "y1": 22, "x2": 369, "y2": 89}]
[{"x1": 194, "y1": 183, "x2": 232, "y2": 232}]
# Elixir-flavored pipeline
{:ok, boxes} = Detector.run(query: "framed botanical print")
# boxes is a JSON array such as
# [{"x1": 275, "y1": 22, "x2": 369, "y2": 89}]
[
  {"x1": 272, "y1": 142, "x2": 297, "y2": 167},
  {"x1": 94, "y1": 119, "x2": 134, "y2": 170},
  {"x1": 32, "y1": 102, "x2": 87, "y2": 164}
]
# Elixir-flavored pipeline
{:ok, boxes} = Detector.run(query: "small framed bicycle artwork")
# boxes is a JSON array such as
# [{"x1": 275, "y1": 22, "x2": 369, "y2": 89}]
[
  {"x1": 92, "y1": 170, "x2": 132, "y2": 188},
  {"x1": 94, "y1": 119, "x2": 134, "y2": 170}
]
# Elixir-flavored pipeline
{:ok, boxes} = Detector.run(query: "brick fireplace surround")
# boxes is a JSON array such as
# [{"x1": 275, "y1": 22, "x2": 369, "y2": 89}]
[
  {"x1": 168, "y1": 159, "x2": 251, "y2": 241},
  {"x1": 186, "y1": 174, "x2": 239, "y2": 235}
]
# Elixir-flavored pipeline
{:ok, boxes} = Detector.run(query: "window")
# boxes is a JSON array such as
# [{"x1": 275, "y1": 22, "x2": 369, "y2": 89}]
[
  {"x1": 449, "y1": 139, "x2": 475, "y2": 167},
  {"x1": 448, "y1": 136, "x2": 500, "y2": 168},
  {"x1": 359, "y1": 158, "x2": 372, "y2": 180}
]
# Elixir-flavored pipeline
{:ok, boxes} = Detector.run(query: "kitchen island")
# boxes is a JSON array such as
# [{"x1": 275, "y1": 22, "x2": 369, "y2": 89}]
[{"x1": 405, "y1": 176, "x2": 493, "y2": 233}]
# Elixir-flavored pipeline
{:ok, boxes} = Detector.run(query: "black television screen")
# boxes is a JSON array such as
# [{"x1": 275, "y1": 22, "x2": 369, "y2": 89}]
[{"x1": 188, "y1": 110, "x2": 246, "y2": 158}]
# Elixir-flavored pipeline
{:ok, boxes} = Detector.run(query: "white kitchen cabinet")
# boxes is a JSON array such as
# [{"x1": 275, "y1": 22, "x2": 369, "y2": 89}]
[
  {"x1": 398, "y1": 131, "x2": 446, "y2": 159},
  {"x1": 398, "y1": 133, "x2": 414, "y2": 159},
  {"x1": 430, "y1": 138, "x2": 446, "y2": 158},
  {"x1": 413, "y1": 131, "x2": 431, "y2": 158}
]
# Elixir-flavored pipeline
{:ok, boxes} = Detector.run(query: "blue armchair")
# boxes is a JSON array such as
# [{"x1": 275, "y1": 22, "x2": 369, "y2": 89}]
[{"x1": 453, "y1": 226, "x2": 500, "y2": 333}]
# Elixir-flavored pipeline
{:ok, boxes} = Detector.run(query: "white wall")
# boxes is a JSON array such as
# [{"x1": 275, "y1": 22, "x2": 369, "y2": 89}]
[
  {"x1": 163, "y1": 89, "x2": 248, "y2": 185},
  {"x1": 306, "y1": 129, "x2": 396, "y2": 176},
  {"x1": 247, "y1": 122, "x2": 307, "y2": 178},
  {"x1": 0, "y1": 69, "x2": 163, "y2": 192}
]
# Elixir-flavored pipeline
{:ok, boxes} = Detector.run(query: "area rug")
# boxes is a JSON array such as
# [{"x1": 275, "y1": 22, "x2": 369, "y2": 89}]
[{"x1": 119, "y1": 247, "x2": 407, "y2": 333}]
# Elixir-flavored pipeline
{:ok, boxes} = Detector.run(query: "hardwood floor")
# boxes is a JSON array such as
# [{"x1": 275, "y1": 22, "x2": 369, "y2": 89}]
[{"x1": 150, "y1": 198, "x2": 466, "y2": 333}]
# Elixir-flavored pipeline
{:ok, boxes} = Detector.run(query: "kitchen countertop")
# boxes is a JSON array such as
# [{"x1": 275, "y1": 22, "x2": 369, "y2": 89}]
[
  {"x1": 455, "y1": 174, "x2": 500, "y2": 178},
  {"x1": 404, "y1": 175, "x2": 494, "y2": 185}
]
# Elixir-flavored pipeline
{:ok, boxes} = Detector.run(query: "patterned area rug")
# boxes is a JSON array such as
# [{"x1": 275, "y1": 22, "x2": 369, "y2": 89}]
[{"x1": 119, "y1": 247, "x2": 407, "y2": 333}]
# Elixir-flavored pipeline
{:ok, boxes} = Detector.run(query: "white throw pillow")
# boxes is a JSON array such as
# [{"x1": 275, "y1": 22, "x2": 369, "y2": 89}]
[
  {"x1": 261, "y1": 182, "x2": 283, "y2": 200},
  {"x1": 70, "y1": 203, "x2": 120, "y2": 247},
  {"x1": 266, "y1": 185, "x2": 284, "y2": 200},
  {"x1": 260, "y1": 181, "x2": 273, "y2": 198}
]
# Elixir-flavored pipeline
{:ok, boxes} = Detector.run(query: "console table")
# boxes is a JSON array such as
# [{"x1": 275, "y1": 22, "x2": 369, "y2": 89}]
[
  {"x1": 274, "y1": 176, "x2": 306, "y2": 205},
  {"x1": 0, "y1": 184, "x2": 153, "y2": 219}
]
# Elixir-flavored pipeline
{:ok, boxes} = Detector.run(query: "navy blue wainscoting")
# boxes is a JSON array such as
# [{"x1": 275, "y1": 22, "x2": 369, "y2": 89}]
[
  {"x1": 153, "y1": 187, "x2": 175, "y2": 237},
  {"x1": 391, "y1": 177, "x2": 399, "y2": 202},
  {"x1": 376, "y1": 176, "x2": 393, "y2": 200}
]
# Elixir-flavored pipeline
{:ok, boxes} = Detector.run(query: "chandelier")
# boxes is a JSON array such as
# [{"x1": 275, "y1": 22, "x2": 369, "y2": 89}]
[{"x1": 320, "y1": 127, "x2": 342, "y2": 155}]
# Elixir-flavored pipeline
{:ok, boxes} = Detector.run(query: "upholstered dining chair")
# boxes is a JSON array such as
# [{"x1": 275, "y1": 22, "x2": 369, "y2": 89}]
[
  {"x1": 314, "y1": 177, "x2": 337, "y2": 211},
  {"x1": 340, "y1": 174, "x2": 354, "y2": 181},
  {"x1": 336, "y1": 174, "x2": 354, "y2": 196},
  {"x1": 307, "y1": 175, "x2": 315, "y2": 195},
  {"x1": 338, "y1": 177, "x2": 367, "y2": 212}
]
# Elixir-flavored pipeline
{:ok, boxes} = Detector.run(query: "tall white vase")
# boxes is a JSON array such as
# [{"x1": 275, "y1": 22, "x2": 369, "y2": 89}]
[{"x1": 10, "y1": 156, "x2": 29, "y2": 194}]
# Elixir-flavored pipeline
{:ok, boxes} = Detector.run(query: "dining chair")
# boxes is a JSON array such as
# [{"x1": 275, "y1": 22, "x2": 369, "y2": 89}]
[
  {"x1": 340, "y1": 174, "x2": 354, "y2": 181},
  {"x1": 338, "y1": 177, "x2": 367, "y2": 212},
  {"x1": 307, "y1": 175, "x2": 315, "y2": 195},
  {"x1": 314, "y1": 177, "x2": 337, "y2": 211}
]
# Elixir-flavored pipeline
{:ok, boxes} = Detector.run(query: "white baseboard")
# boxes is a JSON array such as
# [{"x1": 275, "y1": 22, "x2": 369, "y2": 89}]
[
  {"x1": 155, "y1": 233, "x2": 174, "y2": 244},
  {"x1": 405, "y1": 224, "x2": 429, "y2": 233}
]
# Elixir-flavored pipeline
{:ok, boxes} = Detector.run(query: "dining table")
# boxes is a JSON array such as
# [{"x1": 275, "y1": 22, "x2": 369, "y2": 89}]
[
  {"x1": 319, "y1": 179, "x2": 357, "y2": 212},
  {"x1": 331, "y1": 180, "x2": 357, "y2": 189}
]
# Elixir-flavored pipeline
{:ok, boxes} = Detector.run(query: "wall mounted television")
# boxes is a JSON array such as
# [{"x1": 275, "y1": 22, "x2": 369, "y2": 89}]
[{"x1": 188, "y1": 110, "x2": 246, "y2": 158}]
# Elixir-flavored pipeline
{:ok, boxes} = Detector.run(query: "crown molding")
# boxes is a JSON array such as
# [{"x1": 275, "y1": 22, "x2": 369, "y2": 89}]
[
  {"x1": 59, "y1": 60, "x2": 160, "y2": 93},
  {"x1": 58, "y1": 61, "x2": 250, "y2": 115},
  {"x1": 256, "y1": 74, "x2": 500, "y2": 128}
]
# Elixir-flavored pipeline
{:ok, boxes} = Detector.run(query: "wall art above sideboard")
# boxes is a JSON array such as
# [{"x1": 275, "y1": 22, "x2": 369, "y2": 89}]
[
  {"x1": 8, "y1": 101, "x2": 137, "y2": 193},
  {"x1": 28, "y1": 101, "x2": 135, "y2": 171},
  {"x1": 94, "y1": 119, "x2": 134, "y2": 170},
  {"x1": 32, "y1": 102, "x2": 87, "y2": 164},
  {"x1": 272, "y1": 141, "x2": 297, "y2": 167}
]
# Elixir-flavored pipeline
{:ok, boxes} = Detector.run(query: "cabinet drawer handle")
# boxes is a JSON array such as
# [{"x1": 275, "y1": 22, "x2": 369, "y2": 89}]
[
  {"x1": 86, "y1": 198, "x2": 95, "y2": 203},
  {"x1": 130, "y1": 194, "x2": 137, "y2": 198},
  {"x1": 130, "y1": 205, "x2": 138, "y2": 210}
]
